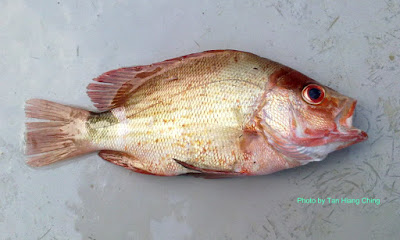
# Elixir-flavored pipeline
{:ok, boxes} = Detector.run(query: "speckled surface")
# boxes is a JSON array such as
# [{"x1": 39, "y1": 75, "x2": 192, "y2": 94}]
[{"x1": 1, "y1": 0, "x2": 399, "y2": 239}]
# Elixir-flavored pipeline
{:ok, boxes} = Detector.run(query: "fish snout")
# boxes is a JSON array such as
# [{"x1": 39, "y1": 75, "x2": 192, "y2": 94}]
[{"x1": 333, "y1": 99, "x2": 368, "y2": 147}]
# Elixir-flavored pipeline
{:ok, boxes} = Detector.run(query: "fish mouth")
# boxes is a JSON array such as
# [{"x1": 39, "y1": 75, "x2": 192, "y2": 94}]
[{"x1": 331, "y1": 99, "x2": 368, "y2": 148}]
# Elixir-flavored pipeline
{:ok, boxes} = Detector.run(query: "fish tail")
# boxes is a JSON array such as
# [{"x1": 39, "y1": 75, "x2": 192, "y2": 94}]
[{"x1": 25, "y1": 99, "x2": 98, "y2": 167}]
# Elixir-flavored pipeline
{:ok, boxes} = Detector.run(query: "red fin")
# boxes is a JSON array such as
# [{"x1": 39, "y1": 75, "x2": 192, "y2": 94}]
[
  {"x1": 87, "y1": 50, "x2": 243, "y2": 111},
  {"x1": 25, "y1": 99, "x2": 96, "y2": 167},
  {"x1": 98, "y1": 150, "x2": 156, "y2": 175},
  {"x1": 87, "y1": 65, "x2": 165, "y2": 111},
  {"x1": 186, "y1": 173, "x2": 240, "y2": 179},
  {"x1": 173, "y1": 159, "x2": 242, "y2": 177}
]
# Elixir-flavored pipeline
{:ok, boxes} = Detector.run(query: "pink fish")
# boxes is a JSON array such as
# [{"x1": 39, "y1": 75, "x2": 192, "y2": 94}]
[{"x1": 25, "y1": 50, "x2": 367, "y2": 177}]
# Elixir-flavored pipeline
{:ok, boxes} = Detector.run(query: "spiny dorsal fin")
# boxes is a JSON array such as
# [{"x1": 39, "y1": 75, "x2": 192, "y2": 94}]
[{"x1": 86, "y1": 50, "x2": 239, "y2": 111}]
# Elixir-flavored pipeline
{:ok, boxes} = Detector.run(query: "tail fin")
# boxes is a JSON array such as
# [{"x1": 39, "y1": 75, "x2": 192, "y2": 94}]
[{"x1": 25, "y1": 99, "x2": 97, "y2": 167}]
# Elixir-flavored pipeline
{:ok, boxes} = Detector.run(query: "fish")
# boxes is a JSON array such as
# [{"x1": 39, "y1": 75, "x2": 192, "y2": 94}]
[{"x1": 25, "y1": 50, "x2": 368, "y2": 177}]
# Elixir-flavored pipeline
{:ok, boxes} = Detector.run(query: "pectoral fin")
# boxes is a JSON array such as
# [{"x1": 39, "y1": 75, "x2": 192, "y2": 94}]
[{"x1": 173, "y1": 159, "x2": 243, "y2": 178}]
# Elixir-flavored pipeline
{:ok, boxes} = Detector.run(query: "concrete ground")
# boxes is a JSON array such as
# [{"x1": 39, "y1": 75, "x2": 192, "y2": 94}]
[{"x1": 0, "y1": 0, "x2": 399, "y2": 239}]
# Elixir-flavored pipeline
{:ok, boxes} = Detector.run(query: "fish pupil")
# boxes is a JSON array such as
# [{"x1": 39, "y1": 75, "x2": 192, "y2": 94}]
[{"x1": 308, "y1": 88, "x2": 321, "y2": 100}]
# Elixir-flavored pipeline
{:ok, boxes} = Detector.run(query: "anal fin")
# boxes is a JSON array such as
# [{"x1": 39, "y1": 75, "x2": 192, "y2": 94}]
[{"x1": 98, "y1": 150, "x2": 156, "y2": 175}]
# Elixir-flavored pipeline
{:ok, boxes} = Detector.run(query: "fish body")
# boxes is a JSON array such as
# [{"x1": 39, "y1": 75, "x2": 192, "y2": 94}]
[{"x1": 25, "y1": 50, "x2": 367, "y2": 177}]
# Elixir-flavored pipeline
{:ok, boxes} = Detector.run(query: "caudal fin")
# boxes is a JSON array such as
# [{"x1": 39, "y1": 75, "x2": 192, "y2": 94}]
[{"x1": 25, "y1": 99, "x2": 97, "y2": 167}]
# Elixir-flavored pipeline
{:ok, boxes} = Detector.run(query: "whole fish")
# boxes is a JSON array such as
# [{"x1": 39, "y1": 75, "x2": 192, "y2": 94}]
[{"x1": 25, "y1": 50, "x2": 367, "y2": 177}]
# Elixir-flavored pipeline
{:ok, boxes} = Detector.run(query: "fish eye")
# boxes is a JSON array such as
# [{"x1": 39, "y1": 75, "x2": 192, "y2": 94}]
[{"x1": 302, "y1": 84, "x2": 325, "y2": 105}]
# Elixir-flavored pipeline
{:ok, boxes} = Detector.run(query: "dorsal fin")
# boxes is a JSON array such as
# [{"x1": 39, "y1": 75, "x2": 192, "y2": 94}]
[
  {"x1": 87, "y1": 64, "x2": 166, "y2": 111},
  {"x1": 86, "y1": 50, "x2": 239, "y2": 111}
]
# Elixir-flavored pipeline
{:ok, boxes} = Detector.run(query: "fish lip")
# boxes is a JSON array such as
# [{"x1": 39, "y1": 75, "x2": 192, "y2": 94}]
[{"x1": 332, "y1": 99, "x2": 368, "y2": 145}]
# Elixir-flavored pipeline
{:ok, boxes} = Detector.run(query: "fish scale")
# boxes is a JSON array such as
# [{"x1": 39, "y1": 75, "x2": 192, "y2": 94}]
[{"x1": 119, "y1": 81, "x2": 261, "y2": 173}]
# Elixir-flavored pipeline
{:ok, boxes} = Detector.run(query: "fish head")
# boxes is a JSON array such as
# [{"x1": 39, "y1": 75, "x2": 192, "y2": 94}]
[{"x1": 258, "y1": 69, "x2": 368, "y2": 164}]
